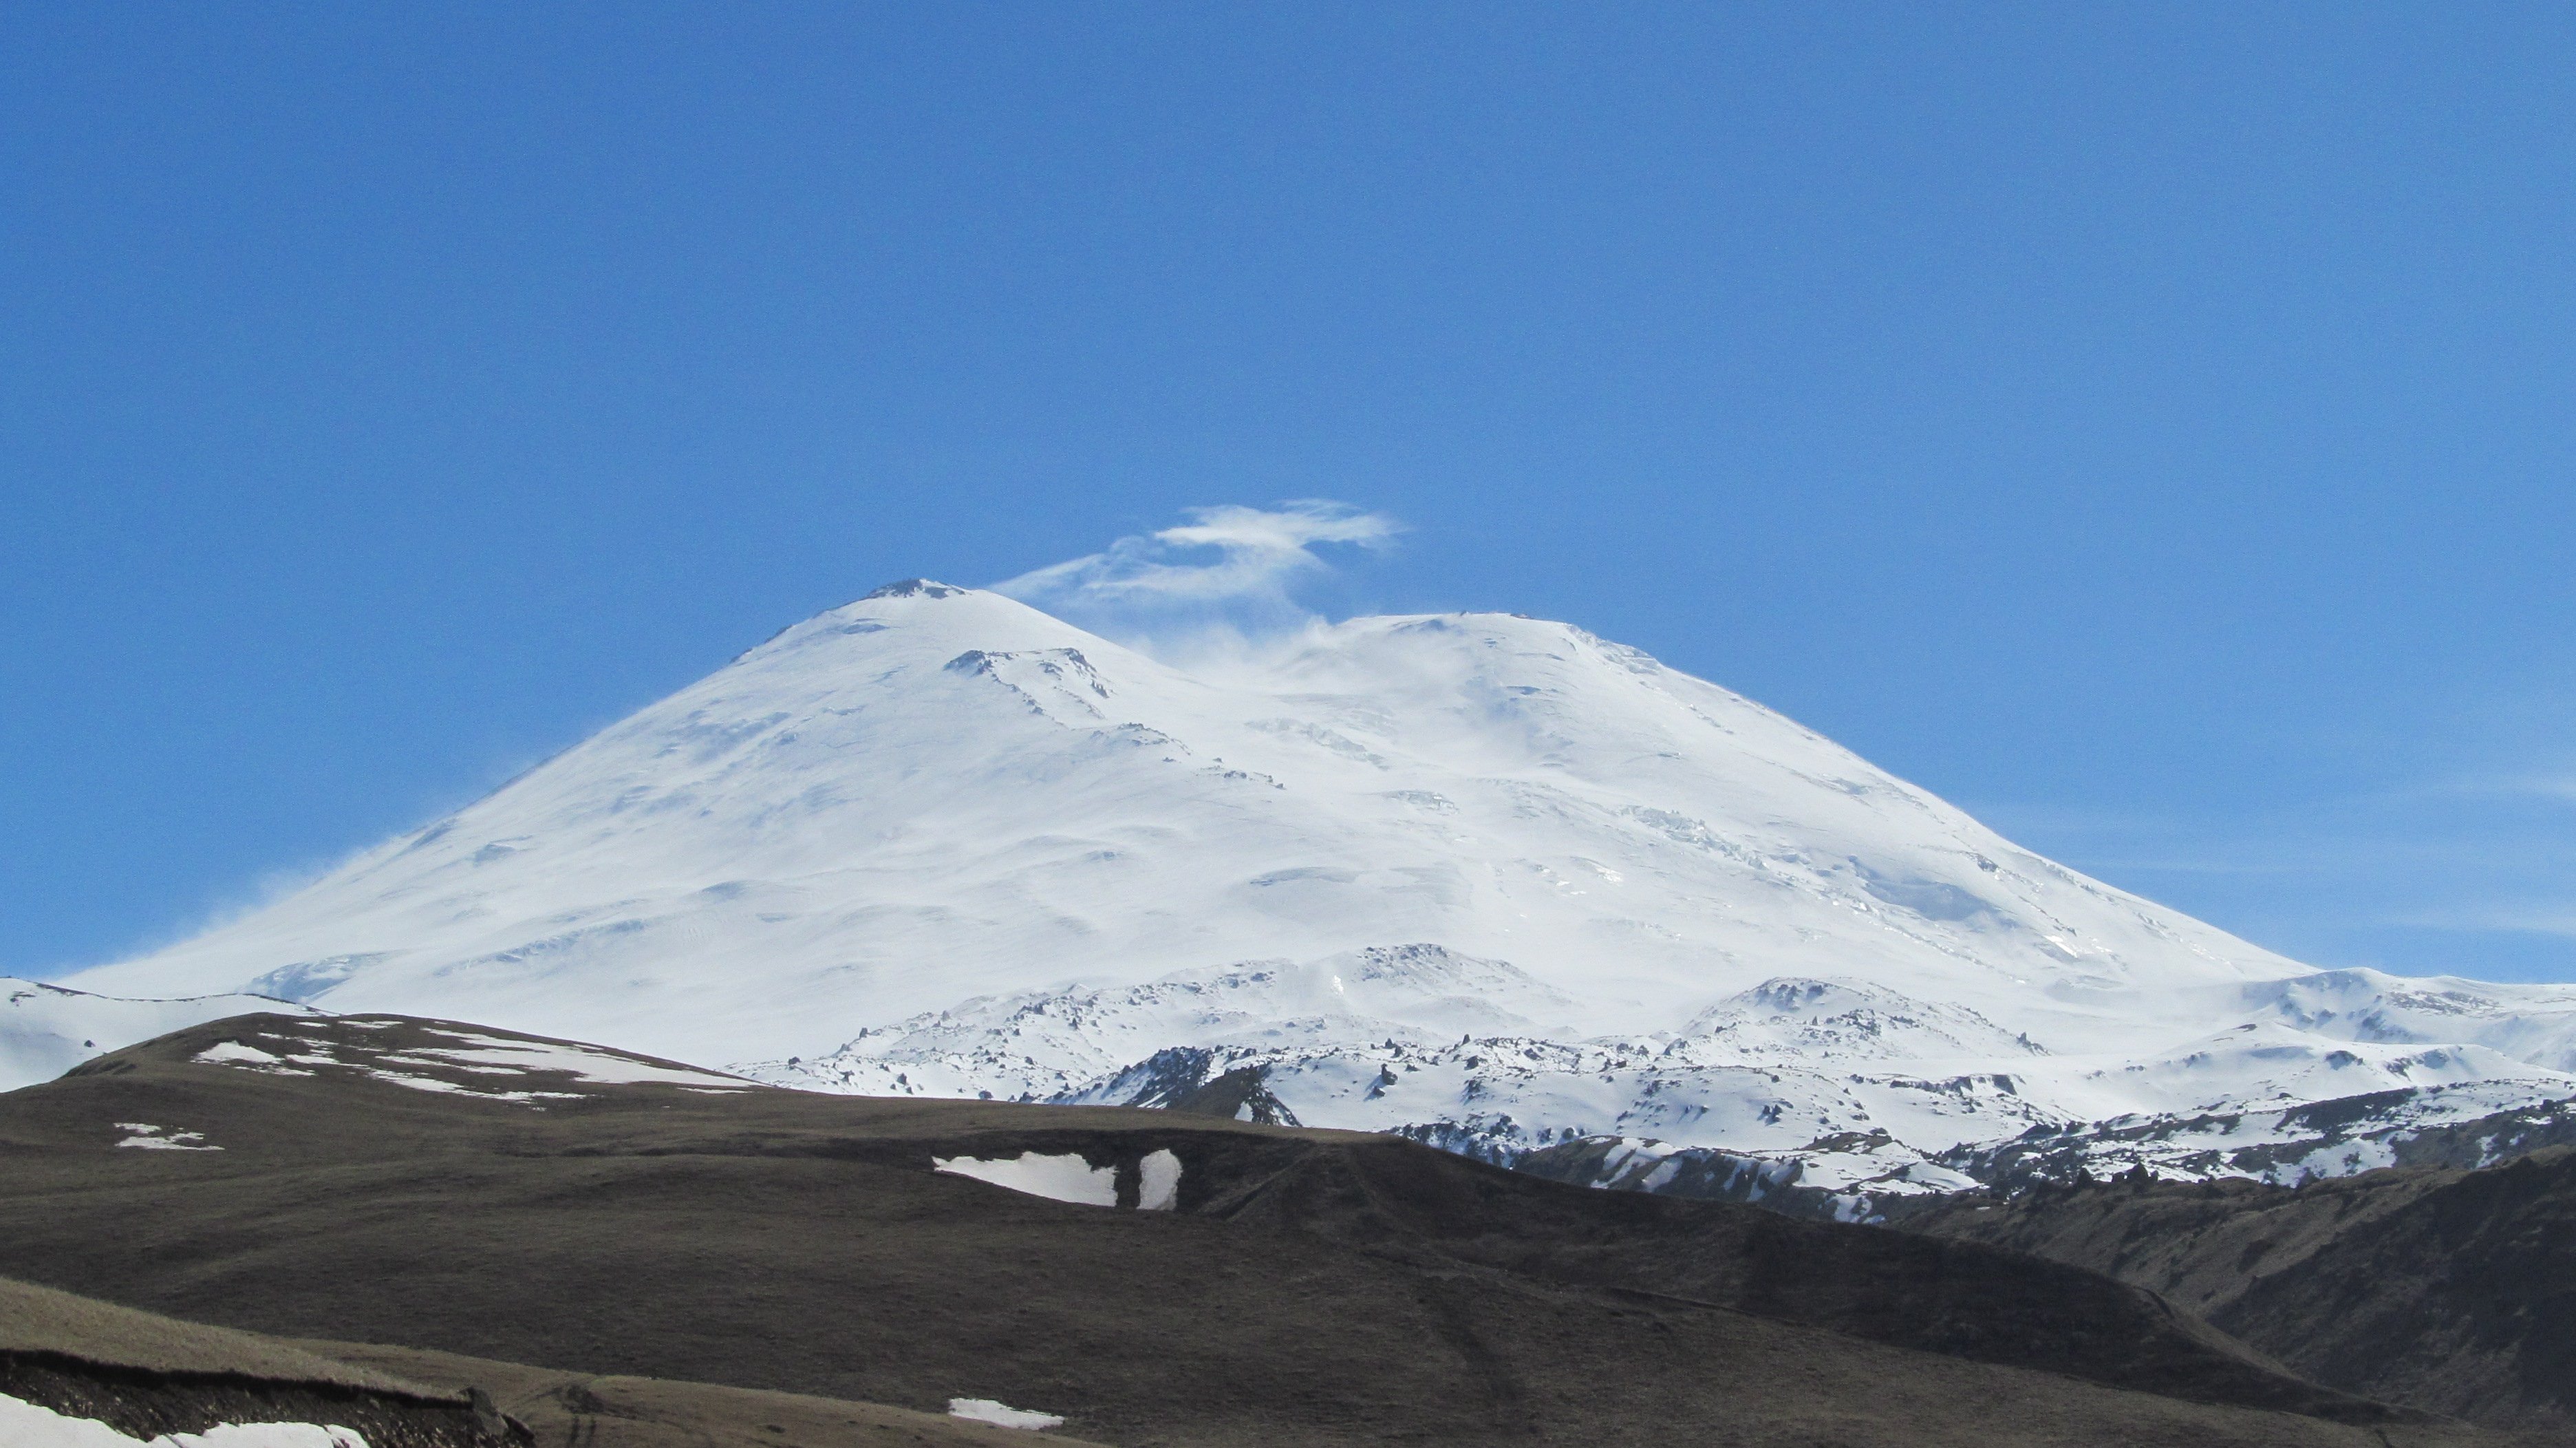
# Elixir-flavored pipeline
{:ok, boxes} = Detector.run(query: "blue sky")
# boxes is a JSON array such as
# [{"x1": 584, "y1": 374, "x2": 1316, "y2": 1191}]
[{"x1": 6, "y1": 3, "x2": 2573, "y2": 981}]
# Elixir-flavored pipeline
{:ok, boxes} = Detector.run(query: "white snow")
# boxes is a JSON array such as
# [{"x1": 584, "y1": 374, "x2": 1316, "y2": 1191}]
[
  {"x1": 391, "y1": 1034, "x2": 747, "y2": 1088},
  {"x1": 946, "y1": 1398, "x2": 1065, "y2": 1430},
  {"x1": 0, "y1": 1394, "x2": 366, "y2": 1447},
  {"x1": 2, "y1": 981, "x2": 316, "y2": 1094},
  {"x1": 55, "y1": 582, "x2": 2576, "y2": 1186},
  {"x1": 191, "y1": 1042, "x2": 311, "y2": 1076},
  {"x1": 114, "y1": 1122, "x2": 219, "y2": 1151},
  {"x1": 182, "y1": 1021, "x2": 712, "y2": 1107},
  {"x1": 345, "y1": 1069, "x2": 582, "y2": 1104},
  {"x1": 1137, "y1": 1149, "x2": 1183, "y2": 1210},
  {"x1": 1953, "y1": 1074, "x2": 2576, "y2": 1187},
  {"x1": 933, "y1": 1152, "x2": 1119, "y2": 1207}
]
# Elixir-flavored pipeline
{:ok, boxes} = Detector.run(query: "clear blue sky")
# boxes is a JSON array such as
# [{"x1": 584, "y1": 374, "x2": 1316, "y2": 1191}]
[{"x1": 6, "y1": 3, "x2": 2573, "y2": 983}]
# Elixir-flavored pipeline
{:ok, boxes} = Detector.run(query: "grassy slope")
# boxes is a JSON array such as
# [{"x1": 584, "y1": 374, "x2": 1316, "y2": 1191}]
[{"x1": 0, "y1": 1013, "x2": 2548, "y2": 1447}]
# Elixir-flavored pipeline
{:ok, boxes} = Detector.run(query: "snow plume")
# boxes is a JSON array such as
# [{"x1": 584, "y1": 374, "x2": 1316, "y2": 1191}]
[{"x1": 993, "y1": 502, "x2": 1402, "y2": 646}]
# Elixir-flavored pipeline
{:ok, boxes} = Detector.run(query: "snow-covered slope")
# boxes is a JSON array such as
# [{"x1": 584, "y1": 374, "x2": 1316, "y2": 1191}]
[
  {"x1": 63, "y1": 582, "x2": 2576, "y2": 1182},
  {"x1": 1, "y1": 979, "x2": 315, "y2": 1092}
]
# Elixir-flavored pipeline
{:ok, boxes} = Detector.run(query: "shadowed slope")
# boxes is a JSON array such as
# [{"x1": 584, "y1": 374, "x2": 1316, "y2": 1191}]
[
  {"x1": 0, "y1": 1275, "x2": 1100, "y2": 1447},
  {"x1": 1902, "y1": 1150, "x2": 2576, "y2": 1431}
]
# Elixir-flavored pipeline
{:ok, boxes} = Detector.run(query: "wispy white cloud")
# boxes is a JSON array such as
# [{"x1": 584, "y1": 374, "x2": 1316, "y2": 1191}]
[
  {"x1": 2380, "y1": 905, "x2": 2576, "y2": 939},
  {"x1": 2449, "y1": 771, "x2": 2576, "y2": 807},
  {"x1": 992, "y1": 501, "x2": 1402, "y2": 626}
]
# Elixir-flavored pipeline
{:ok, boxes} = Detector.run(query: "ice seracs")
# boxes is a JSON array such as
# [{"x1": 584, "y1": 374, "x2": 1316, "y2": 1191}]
[{"x1": 53, "y1": 582, "x2": 2576, "y2": 1195}]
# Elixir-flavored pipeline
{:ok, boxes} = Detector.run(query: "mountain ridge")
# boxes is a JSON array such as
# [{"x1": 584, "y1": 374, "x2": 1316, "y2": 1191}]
[{"x1": 53, "y1": 583, "x2": 2576, "y2": 1186}]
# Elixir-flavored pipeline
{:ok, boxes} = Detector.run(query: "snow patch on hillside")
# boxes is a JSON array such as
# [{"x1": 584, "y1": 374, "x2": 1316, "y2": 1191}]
[
  {"x1": 184, "y1": 1017, "x2": 751, "y2": 1107},
  {"x1": 933, "y1": 1151, "x2": 1118, "y2": 1207}
]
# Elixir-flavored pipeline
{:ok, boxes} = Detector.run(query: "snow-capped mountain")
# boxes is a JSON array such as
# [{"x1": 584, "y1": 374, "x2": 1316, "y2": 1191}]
[{"x1": 58, "y1": 582, "x2": 2576, "y2": 1189}]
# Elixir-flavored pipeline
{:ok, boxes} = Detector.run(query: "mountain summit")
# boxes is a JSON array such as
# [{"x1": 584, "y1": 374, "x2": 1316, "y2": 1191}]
[{"x1": 67, "y1": 585, "x2": 2576, "y2": 1189}]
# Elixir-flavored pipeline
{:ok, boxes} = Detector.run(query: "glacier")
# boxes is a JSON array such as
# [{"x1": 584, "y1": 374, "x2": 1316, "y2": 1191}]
[{"x1": 54, "y1": 580, "x2": 2576, "y2": 1194}]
